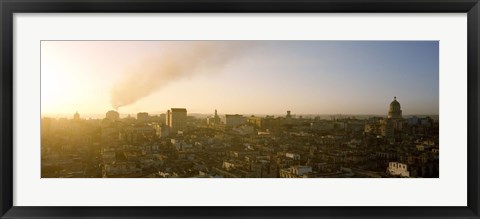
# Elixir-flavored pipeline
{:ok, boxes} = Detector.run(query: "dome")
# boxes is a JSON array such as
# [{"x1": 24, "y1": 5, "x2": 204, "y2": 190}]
[
  {"x1": 388, "y1": 96, "x2": 402, "y2": 119},
  {"x1": 73, "y1": 111, "x2": 80, "y2": 120},
  {"x1": 390, "y1": 97, "x2": 400, "y2": 109},
  {"x1": 106, "y1": 110, "x2": 120, "y2": 121}
]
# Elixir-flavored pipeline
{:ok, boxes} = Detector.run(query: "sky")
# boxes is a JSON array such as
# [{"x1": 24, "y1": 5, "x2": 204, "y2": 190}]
[{"x1": 41, "y1": 41, "x2": 439, "y2": 117}]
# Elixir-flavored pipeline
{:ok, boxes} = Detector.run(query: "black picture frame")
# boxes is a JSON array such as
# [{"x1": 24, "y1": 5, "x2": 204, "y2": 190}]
[{"x1": 1, "y1": 0, "x2": 479, "y2": 218}]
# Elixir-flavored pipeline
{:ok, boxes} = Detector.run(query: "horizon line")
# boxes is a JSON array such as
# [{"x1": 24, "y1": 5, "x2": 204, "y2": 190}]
[{"x1": 41, "y1": 112, "x2": 439, "y2": 117}]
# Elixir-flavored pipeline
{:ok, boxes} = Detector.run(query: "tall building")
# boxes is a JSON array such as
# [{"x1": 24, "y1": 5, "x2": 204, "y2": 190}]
[
  {"x1": 207, "y1": 109, "x2": 221, "y2": 125},
  {"x1": 285, "y1": 110, "x2": 293, "y2": 125},
  {"x1": 388, "y1": 96, "x2": 402, "y2": 119},
  {"x1": 225, "y1": 114, "x2": 246, "y2": 127},
  {"x1": 168, "y1": 108, "x2": 187, "y2": 132},
  {"x1": 166, "y1": 110, "x2": 170, "y2": 127},
  {"x1": 383, "y1": 97, "x2": 405, "y2": 141}
]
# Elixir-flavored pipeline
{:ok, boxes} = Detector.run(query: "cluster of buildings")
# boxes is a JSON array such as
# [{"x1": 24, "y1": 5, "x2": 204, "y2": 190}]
[{"x1": 41, "y1": 97, "x2": 439, "y2": 178}]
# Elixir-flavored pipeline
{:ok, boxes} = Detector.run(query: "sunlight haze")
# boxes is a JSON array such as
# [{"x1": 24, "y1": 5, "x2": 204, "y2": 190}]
[{"x1": 41, "y1": 41, "x2": 439, "y2": 117}]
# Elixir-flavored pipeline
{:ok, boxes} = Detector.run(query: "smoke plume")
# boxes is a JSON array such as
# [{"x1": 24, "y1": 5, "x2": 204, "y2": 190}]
[{"x1": 110, "y1": 42, "x2": 247, "y2": 110}]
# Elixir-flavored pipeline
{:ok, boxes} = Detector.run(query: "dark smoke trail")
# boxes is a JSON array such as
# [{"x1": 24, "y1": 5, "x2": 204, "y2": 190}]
[{"x1": 110, "y1": 41, "x2": 249, "y2": 110}]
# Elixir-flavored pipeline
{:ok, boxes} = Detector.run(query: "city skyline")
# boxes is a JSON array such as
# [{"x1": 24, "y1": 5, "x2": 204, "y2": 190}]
[
  {"x1": 41, "y1": 108, "x2": 439, "y2": 120},
  {"x1": 41, "y1": 96, "x2": 439, "y2": 178},
  {"x1": 41, "y1": 41, "x2": 439, "y2": 115}
]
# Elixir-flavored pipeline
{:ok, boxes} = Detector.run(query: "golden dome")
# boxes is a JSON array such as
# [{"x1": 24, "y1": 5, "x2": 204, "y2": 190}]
[{"x1": 388, "y1": 96, "x2": 402, "y2": 119}]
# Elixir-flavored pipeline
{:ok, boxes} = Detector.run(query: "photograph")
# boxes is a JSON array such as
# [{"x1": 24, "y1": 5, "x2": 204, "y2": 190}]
[
  {"x1": 40, "y1": 40, "x2": 439, "y2": 178},
  {"x1": 2, "y1": 0, "x2": 478, "y2": 217}
]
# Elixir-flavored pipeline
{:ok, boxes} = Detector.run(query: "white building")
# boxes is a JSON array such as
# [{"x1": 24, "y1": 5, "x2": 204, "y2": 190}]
[
  {"x1": 286, "y1": 153, "x2": 300, "y2": 160},
  {"x1": 387, "y1": 162, "x2": 410, "y2": 177},
  {"x1": 222, "y1": 161, "x2": 236, "y2": 170}
]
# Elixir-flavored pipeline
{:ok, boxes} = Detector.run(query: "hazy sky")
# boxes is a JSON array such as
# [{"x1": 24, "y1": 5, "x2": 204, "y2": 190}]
[{"x1": 41, "y1": 41, "x2": 439, "y2": 116}]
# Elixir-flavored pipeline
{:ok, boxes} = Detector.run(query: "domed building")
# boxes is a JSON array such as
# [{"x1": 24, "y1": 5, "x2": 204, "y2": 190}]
[
  {"x1": 381, "y1": 97, "x2": 406, "y2": 142},
  {"x1": 73, "y1": 111, "x2": 80, "y2": 120},
  {"x1": 388, "y1": 96, "x2": 402, "y2": 119},
  {"x1": 106, "y1": 110, "x2": 120, "y2": 121}
]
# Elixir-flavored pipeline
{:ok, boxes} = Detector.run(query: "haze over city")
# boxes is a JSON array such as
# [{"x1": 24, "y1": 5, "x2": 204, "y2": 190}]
[
  {"x1": 41, "y1": 41, "x2": 439, "y2": 178},
  {"x1": 41, "y1": 41, "x2": 439, "y2": 116}
]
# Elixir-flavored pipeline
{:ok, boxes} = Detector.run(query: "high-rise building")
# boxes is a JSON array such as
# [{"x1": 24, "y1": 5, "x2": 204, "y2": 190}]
[
  {"x1": 168, "y1": 108, "x2": 187, "y2": 132},
  {"x1": 388, "y1": 96, "x2": 402, "y2": 119},
  {"x1": 225, "y1": 114, "x2": 246, "y2": 127},
  {"x1": 207, "y1": 109, "x2": 221, "y2": 125},
  {"x1": 166, "y1": 110, "x2": 170, "y2": 127}
]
